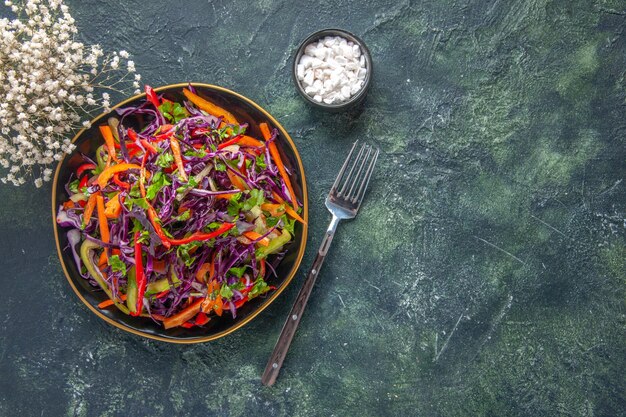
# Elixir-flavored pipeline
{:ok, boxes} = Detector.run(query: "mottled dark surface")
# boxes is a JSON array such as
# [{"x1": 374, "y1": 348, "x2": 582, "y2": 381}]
[{"x1": 1, "y1": 0, "x2": 625, "y2": 416}]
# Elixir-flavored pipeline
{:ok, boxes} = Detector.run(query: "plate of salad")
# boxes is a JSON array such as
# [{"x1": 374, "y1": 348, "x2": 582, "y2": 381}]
[{"x1": 52, "y1": 83, "x2": 308, "y2": 343}]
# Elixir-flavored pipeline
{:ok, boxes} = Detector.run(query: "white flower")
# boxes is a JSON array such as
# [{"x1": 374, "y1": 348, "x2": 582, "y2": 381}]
[{"x1": 0, "y1": 0, "x2": 142, "y2": 187}]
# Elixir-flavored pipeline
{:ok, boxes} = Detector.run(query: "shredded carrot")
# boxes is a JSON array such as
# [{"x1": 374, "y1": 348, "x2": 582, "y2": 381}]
[
  {"x1": 243, "y1": 231, "x2": 270, "y2": 246},
  {"x1": 239, "y1": 135, "x2": 265, "y2": 148},
  {"x1": 195, "y1": 262, "x2": 214, "y2": 282},
  {"x1": 214, "y1": 191, "x2": 239, "y2": 200},
  {"x1": 169, "y1": 137, "x2": 188, "y2": 182},
  {"x1": 260, "y1": 203, "x2": 286, "y2": 217},
  {"x1": 163, "y1": 298, "x2": 203, "y2": 329},
  {"x1": 271, "y1": 192, "x2": 306, "y2": 224},
  {"x1": 98, "y1": 250, "x2": 107, "y2": 268},
  {"x1": 99, "y1": 125, "x2": 119, "y2": 163},
  {"x1": 259, "y1": 122, "x2": 298, "y2": 209},
  {"x1": 82, "y1": 192, "x2": 98, "y2": 228},
  {"x1": 139, "y1": 153, "x2": 148, "y2": 198},
  {"x1": 182, "y1": 88, "x2": 238, "y2": 126},
  {"x1": 62, "y1": 200, "x2": 76, "y2": 210},
  {"x1": 226, "y1": 170, "x2": 247, "y2": 191},
  {"x1": 98, "y1": 294, "x2": 127, "y2": 309}
]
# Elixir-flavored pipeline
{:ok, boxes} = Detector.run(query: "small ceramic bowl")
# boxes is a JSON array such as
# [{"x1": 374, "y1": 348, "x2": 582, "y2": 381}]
[{"x1": 292, "y1": 29, "x2": 373, "y2": 112}]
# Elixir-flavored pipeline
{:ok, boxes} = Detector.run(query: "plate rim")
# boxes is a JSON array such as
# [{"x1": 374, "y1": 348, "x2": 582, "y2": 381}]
[{"x1": 51, "y1": 82, "x2": 308, "y2": 344}]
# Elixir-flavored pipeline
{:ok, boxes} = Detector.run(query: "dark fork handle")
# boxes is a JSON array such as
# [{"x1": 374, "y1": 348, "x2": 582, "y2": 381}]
[{"x1": 261, "y1": 215, "x2": 340, "y2": 386}]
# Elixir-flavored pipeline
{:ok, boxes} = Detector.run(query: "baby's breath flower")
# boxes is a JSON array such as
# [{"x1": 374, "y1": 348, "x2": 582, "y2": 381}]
[{"x1": 0, "y1": 0, "x2": 141, "y2": 187}]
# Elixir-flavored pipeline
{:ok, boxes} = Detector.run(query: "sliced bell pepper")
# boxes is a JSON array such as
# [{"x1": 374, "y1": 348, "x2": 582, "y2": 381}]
[
  {"x1": 112, "y1": 173, "x2": 131, "y2": 190},
  {"x1": 163, "y1": 298, "x2": 203, "y2": 329},
  {"x1": 182, "y1": 88, "x2": 238, "y2": 126},
  {"x1": 167, "y1": 222, "x2": 235, "y2": 246},
  {"x1": 234, "y1": 299, "x2": 245, "y2": 309},
  {"x1": 146, "y1": 204, "x2": 171, "y2": 249},
  {"x1": 217, "y1": 135, "x2": 242, "y2": 150},
  {"x1": 96, "y1": 163, "x2": 143, "y2": 189},
  {"x1": 259, "y1": 258, "x2": 266, "y2": 278},
  {"x1": 154, "y1": 290, "x2": 170, "y2": 299},
  {"x1": 195, "y1": 312, "x2": 210, "y2": 326},
  {"x1": 104, "y1": 193, "x2": 123, "y2": 218},
  {"x1": 259, "y1": 122, "x2": 298, "y2": 209},
  {"x1": 133, "y1": 231, "x2": 146, "y2": 316},
  {"x1": 159, "y1": 124, "x2": 174, "y2": 134},
  {"x1": 77, "y1": 163, "x2": 97, "y2": 178},
  {"x1": 140, "y1": 139, "x2": 158, "y2": 155},
  {"x1": 213, "y1": 296, "x2": 224, "y2": 316},
  {"x1": 78, "y1": 175, "x2": 89, "y2": 190},
  {"x1": 145, "y1": 85, "x2": 161, "y2": 109}
]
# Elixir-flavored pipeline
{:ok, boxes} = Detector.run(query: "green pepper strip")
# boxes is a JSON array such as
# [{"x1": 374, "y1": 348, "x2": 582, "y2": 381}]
[
  {"x1": 80, "y1": 240, "x2": 130, "y2": 314},
  {"x1": 256, "y1": 230, "x2": 291, "y2": 260},
  {"x1": 95, "y1": 145, "x2": 107, "y2": 170},
  {"x1": 146, "y1": 273, "x2": 180, "y2": 296},
  {"x1": 126, "y1": 267, "x2": 137, "y2": 315}
]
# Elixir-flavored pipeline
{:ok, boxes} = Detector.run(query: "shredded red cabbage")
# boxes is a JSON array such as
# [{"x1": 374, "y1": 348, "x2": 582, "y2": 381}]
[{"x1": 57, "y1": 86, "x2": 302, "y2": 329}]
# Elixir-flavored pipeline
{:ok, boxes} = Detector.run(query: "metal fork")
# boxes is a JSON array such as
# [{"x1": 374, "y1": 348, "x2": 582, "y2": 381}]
[{"x1": 261, "y1": 141, "x2": 379, "y2": 386}]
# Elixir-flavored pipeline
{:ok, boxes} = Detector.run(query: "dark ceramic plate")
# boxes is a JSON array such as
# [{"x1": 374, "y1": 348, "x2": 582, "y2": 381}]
[{"x1": 52, "y1": 83, "x2": 308, "y2": 343}]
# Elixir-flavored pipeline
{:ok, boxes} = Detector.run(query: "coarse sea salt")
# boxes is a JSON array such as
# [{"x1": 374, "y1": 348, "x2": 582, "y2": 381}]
[{"x1": 297, "y1": 35, "x2": 367, "y2": 105}]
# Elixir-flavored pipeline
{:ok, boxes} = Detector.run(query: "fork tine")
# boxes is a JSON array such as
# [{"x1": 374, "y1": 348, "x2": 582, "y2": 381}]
[
  {"x1": 345, "y1": 145, "x2": 372, "y2": 200},
  {"x1": 331, "y1": 140, "x2": 359, "y2": 194},
  {"x1": 353, "y1": 147, "x2": 379, "y2": 206},
  {"x1": 338, "y1": 143, "x2": 366, "y2": 197}
]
